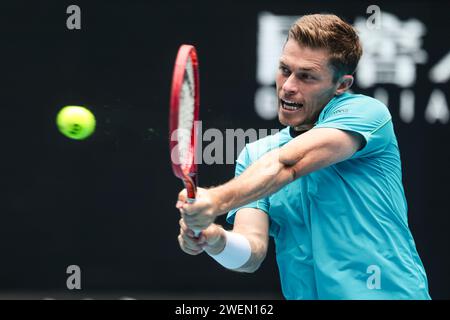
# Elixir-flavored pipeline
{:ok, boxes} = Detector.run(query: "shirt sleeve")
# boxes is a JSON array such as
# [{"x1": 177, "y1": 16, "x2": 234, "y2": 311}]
[
  {"x1": 313, "y1": 97, "x2": 393, "y2": 159},
  {"x1": 226, "y1": 145, "x2": 270, "y2": 225}
]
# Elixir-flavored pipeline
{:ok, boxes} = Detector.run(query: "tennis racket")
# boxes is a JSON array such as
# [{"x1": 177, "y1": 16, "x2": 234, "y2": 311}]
[{"x1": 169, "y1": 44, "x2": 201, "y2": 236}]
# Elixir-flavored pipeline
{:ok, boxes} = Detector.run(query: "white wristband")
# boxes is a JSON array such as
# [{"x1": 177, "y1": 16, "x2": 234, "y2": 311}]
[{"x1": 207, "y1": 231, "x2": 251, "y2": 270}]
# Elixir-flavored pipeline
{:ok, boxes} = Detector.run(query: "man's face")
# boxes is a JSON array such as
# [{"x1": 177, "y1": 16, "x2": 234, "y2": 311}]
[{"x1": 276, "y1": 39, "x2": 339, "y2": 129}]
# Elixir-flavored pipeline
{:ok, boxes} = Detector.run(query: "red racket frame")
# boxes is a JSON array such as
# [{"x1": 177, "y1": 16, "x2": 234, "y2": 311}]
[{"x1": 169, "y1": 45, "x2": 200, "y2": 201}]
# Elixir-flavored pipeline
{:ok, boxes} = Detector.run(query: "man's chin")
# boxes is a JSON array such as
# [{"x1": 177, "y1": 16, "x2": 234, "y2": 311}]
[{"x1": 278, "y1": 112, "x2": 303, "y2": 127}]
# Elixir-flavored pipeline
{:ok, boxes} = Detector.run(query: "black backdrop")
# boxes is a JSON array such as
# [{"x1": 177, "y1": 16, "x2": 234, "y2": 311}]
[{"x1": 1, "y1": 0, "x2": 449, "y2": 299}]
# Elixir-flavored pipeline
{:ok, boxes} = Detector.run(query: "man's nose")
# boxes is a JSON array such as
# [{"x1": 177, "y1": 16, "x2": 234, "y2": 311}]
[{"x1": 282, "y1": 74, "x2": 298, "y2": 96}]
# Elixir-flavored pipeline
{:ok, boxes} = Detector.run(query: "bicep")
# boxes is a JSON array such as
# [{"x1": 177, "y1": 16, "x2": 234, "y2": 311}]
[{"x1": 279, "y1": 128, "x2": 363, "y2": 178}]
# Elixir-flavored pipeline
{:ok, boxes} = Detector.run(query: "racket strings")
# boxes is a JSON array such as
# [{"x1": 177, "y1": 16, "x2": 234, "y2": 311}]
[{"x1": 177, "y1": 56, "x2": 196, "y2": 168}]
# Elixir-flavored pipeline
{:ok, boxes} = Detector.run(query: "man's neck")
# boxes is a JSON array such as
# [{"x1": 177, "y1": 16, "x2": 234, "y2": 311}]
[{"x1": 289, "y1": 125, "x2": 312, "y2": 137}]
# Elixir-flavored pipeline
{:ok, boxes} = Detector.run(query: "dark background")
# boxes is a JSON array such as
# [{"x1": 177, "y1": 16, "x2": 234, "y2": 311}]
[{"x1": 0, "y1": 0, "x2": 449, "y2": 299}]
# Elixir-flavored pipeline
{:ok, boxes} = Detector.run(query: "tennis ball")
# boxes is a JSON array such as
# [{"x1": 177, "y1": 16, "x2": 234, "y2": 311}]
[{"x1": 56, "y1": 105, "x2": 96, "y2": 140}]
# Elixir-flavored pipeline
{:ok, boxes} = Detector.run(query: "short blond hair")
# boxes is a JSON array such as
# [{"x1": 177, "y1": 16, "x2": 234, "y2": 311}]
[{"x1": 288, "y1": 14, "x2": 363, "y2": 81}]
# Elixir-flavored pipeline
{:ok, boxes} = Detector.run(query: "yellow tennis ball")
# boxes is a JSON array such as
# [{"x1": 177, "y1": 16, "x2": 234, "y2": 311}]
[{"x1": 56, "y1": 106, "x2": 96, "y2": 140}]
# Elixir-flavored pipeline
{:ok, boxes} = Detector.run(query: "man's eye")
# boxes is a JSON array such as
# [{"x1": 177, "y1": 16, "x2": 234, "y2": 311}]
[
  {"x1": 279, "y1": 66, "x2": 290, "y2": 76},
  {"x1": 300, "y1": 73, "x2": 314, "y2": 80}
]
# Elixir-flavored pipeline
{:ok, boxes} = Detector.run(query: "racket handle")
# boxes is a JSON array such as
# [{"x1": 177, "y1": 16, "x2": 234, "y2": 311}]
[
  {"x1": 185, "y1": 179, "x2": 197, "y2": 199},
  {"x1": 183, "y1": 175, "x2": 200, "y2": 236}
]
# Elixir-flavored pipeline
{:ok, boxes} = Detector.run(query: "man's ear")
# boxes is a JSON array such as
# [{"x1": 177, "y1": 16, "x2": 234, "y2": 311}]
[{"x1": 335, "y1": 75, "x2": 354, "y2": 95}]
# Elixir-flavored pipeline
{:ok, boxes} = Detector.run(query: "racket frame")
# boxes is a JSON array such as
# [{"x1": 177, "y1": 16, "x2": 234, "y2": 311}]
[{"x1": 169, "y1": 45, "x2": 200, "y2": 202}]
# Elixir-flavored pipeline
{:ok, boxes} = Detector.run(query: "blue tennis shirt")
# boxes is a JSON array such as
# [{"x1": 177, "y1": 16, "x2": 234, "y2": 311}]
[{"x1": 227, "y1": 92, "x2": 430, "y2": 300}]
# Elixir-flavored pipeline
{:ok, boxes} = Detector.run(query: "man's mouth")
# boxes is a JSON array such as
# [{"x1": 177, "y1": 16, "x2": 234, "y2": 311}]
[{"x1": 280, "y1": 99, "x2": 303, "y2": 111}]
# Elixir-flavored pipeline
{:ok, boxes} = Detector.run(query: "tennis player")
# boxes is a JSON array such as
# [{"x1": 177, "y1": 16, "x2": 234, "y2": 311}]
[{"x1": 176, "y1": 14, "x2": 430, "y2": 299}]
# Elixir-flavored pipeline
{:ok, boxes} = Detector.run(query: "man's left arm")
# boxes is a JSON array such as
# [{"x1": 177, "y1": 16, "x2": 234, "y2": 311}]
[{"x1": 179, "y1": 127, "x2": 362, "y2": 229}]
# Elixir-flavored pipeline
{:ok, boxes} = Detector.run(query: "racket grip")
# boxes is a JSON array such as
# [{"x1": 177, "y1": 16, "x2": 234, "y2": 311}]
[
  {"x1": 183, "y1": 175, "x2": 200, "y2": 236},
  {"x1": 183, "y1": 174, "x2": 197, "y2": 198}
]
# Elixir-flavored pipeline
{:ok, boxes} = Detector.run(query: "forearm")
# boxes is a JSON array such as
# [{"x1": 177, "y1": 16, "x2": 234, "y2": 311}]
[{"x1": 211, "y1": 148, "x2": 294, "y2": 215}]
